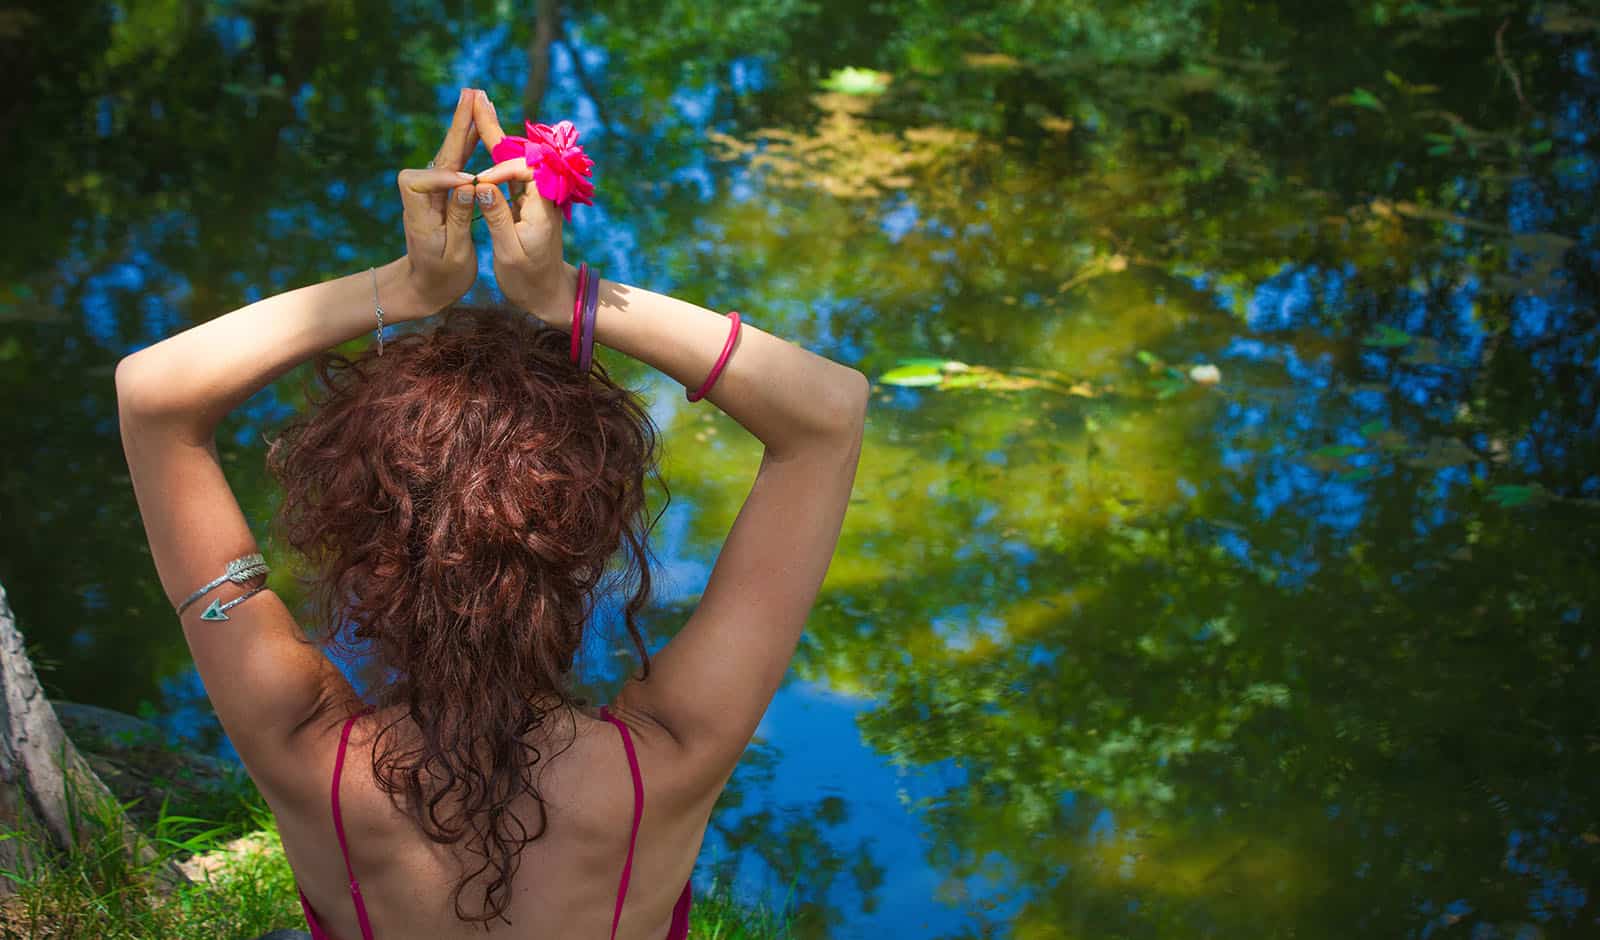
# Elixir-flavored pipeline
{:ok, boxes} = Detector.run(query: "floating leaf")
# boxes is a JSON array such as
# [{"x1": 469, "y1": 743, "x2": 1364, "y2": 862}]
[
  {"x1": 879, "y1": 358, "x2": 1103, "y2": 396},
  {"x1": 820, "y1": 67, "x2": 891, "y2": 96},
  {"x1": 1152, "y1": 378, "x2": 1188, "y2": 399},
  {"x1": 1358, "y1": 420, "x2": 1388, "y2": 438},
  {"x1": 1312, "y1": 445, "x2": 1363, "y2": 459},
  {"x1": 878, "y1": 362, "x2": 946, "y2": 387},
  {"x1": 1487, "y1": 484, "x2": 1543, "y2": 508},
  {"x1": 939, "y1": 372, "x2": 988, "y2": 389},
  {"x1": 1363, "y1": 325, "x2": 1414, "y2": 348},
  {"x1": 1343, "y1": 87, "x2": 1386, "y2": 112}
]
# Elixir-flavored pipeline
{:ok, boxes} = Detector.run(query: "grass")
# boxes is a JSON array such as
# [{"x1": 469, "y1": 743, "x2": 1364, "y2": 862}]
[
  {"x1": 0, "y1": 775, "x2": 303, "y2": 940},
  {"x1": 686, "y1": 875, "x2": 802, "y2": 940},
  {"x1": 0, "y1": 761, "x2": 797, "y2": 939}
]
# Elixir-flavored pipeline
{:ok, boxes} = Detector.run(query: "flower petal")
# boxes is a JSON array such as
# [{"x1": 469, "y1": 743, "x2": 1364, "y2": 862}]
[
  {"x1": 560, "y1": 150, "x2": 594, "y2": 177},
  {"x1": 491, "y1": 136, "x2": 530, "y2": 164},
  {"x1": 550, "y1": 120, "x2": 579, "y2": 149},
  {"x1": 525, "y1": 121, "x2": 558, "y2": 147},
  {"x1": 534, "y1": 161, "x2": 570, "y2": 205}
]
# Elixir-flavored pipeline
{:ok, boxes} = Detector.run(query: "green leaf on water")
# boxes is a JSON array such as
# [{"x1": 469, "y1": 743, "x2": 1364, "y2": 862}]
[
  {"x1": 879, "y1": 363, "x2": 946, "y2": 387},
  {"x1": 939, "y1": 372, "x2": 986, "y2": 389},
  {"x1": 1153, "y1": 378, "x2": 1188, "y2": 399},
  {"x1": 820, "y1": 67, "x2": 891, "y2": 96},
  {"x1": 1487, "y1": 484, "x2": 1542, "y2": 508},
  {"x1": 1136, "y1": 350, "x2": 1162, "y2": 367},
  {"x1": 1363, "y1": 325, "x2": 1414, "y2": 348},
  {"x1": 1313, "y1": 444, "x2": 1363, "y2": 458},
  {"x1": 1358, "y1": 420, "x2": 1388, "y2": 438},
  {"x1": 1344, "y1": 87, "x2": 1386, "y2": 111}
]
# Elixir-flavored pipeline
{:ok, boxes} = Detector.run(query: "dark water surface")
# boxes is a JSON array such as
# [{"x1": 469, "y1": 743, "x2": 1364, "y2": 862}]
[{"x1": 4, "y1": 2, "x2": 1598, "y2": 937}]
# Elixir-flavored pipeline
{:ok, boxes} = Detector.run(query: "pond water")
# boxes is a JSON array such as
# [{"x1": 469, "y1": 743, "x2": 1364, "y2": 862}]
[{"x1": 3, "y1": 3, "x2": 1598, "y2": 938}]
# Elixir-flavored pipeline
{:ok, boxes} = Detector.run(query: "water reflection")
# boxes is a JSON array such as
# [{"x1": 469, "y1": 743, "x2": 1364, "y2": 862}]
[{"x1": 4, "y1": 2, "x2": 1598, "y2": 937}]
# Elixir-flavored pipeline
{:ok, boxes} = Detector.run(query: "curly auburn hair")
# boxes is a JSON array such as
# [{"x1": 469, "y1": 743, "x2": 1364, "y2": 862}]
[{"x1": 264, "y1": 304, "x2": 664, "y2": 924}]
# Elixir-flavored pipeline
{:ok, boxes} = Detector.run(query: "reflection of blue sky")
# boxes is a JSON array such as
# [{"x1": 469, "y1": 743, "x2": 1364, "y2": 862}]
[
  {"x1": 705, "y1": 679, "x2": 1025, "y2": 937},
  {"x1": 930, "y1": 612, "x2": 1008, "y2": 653},
  {"x1": 883, "y1": 197, "x2": 921, "y2": 242},
  {"x1": 79, "y1": 244, "x2": 190, "y2": 353}
]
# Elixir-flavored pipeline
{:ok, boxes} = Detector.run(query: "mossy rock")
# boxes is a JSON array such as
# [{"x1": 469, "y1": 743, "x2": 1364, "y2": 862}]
[{"x1": 49, "y1": 700, "x2": 257, "y2": 833}]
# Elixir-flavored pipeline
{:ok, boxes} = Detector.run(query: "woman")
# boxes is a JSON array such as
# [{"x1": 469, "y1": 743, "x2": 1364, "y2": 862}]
[{"x1": 115, "y1": 88, "x2": 867, "y2": 939}]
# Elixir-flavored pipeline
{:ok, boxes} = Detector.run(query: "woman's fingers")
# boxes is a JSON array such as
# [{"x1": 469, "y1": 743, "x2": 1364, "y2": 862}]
[
  {"x1": 401, "y1": 167, "x2": 479, "y2": 193},
  {"x1": 475, "y1": 184, "x2": 526, "y2": 266},
  {"x1": 445, "y1": 184, "x2": 476, "y2": 260},
  {"x1": 398, "y1": 168, "x2": 475, "y2": 230},
  {"x1": 474, "y1": 161, "x2": 534, "y2": 222},
  {"x1": 472, "y1": 91, "x2": 505, "y2": 150},
  {"x1": 474, "y1": 158, "x2": 531, "y2": 186},
  {"x1": 430, "y1": 88, "x2": 479, "y2": 171}
]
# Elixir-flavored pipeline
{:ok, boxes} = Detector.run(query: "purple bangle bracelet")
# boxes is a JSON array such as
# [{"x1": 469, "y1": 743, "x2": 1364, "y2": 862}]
[{"x1": 579, "y1": 268, "x2": 601, "y2": 372}]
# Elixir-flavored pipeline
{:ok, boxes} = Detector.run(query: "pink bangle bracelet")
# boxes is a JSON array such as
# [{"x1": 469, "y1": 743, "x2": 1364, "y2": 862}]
[
  {"x1": 686, "y1": 312, "x2": 742, "y2": 402},
  {"x1": 570, "y1": 263, "x2": 589, "y2": 365}
]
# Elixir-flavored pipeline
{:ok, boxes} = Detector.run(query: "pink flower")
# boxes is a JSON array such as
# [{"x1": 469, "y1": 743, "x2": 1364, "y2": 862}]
[{"x1": 489, "y1": 120, "x2": 595, "y2": 221}]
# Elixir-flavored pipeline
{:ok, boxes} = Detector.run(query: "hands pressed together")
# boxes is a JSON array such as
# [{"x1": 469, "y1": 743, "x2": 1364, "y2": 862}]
[{"x1": 399, "y1": 87, "x2": 573, "y2": 321}]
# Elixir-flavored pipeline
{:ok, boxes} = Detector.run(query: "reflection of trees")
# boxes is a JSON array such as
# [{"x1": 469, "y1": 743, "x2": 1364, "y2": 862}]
[
  {"x1": 699, "y1": 734, "x2": 886, "y2": 937},
  {"x1": 644, "y1": 3, "x2": 1600, "y2": 934},
  {"x1": 650, "y1": 362, "x2": 1598, "y2": 935},
  {"x1": 1, "y1": 0, "x2": 488, "y2": 710}
]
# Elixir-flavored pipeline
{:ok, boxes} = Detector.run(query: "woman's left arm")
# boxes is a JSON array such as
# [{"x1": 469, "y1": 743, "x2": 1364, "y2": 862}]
[{"x1": 113, "y1": 89, "x2": 484, "y2": 799}]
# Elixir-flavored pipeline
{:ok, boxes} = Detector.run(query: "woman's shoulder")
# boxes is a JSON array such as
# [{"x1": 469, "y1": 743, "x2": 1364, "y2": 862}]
[{"x1": 596, "y1": 693, "x2": 731, "y2": 817}]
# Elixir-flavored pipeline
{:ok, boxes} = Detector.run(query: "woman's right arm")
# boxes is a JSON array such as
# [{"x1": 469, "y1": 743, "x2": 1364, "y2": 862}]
[{"x1": 473, "y1": 168, "x2": 868, "y2": 790}]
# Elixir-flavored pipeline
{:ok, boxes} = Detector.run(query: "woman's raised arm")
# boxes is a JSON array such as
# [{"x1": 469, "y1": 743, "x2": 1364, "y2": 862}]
[{"x1": 108, "y1": 91, "x2": 487, "y2": 794}]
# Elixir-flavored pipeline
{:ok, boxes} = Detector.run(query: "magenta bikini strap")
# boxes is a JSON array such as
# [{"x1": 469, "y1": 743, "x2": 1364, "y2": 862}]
[
  {"x1": 597, "y1": 705, "x2": 645, "y2": 940},
  {"x1": 332, "y1": 706, "x2": 378, "y2": 940}
]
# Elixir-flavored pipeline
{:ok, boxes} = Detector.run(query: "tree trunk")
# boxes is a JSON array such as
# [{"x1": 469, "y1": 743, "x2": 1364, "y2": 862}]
[
  {"x1": 523, "y1": 0, "x2": 560, "y2": 118},
  {"x1": 0, "y1": 580, "x2": 184, "y2": 894}
]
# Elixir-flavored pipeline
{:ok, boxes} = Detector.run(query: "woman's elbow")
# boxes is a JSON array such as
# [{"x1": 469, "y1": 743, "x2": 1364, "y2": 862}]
[
  {"x1": 114, "y1": 352, "x2": 182, "y2": 425},
  {"x1": 114, "y1": 354, "x2": 151, "y2": 414},
  {"x1": 817, "y1": 367, "x2": 869, "y2": 441}
]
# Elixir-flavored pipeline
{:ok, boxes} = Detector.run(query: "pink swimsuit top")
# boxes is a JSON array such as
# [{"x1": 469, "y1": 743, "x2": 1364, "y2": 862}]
[{"x1": 298, "y1": 705, "x2": 693, "y2": 940}]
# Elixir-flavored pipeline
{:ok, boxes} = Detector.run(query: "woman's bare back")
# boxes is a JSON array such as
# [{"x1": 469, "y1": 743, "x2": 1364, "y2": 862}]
[{"x1": 276, "y1": 701, "x2": 711, "y2": 940}]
